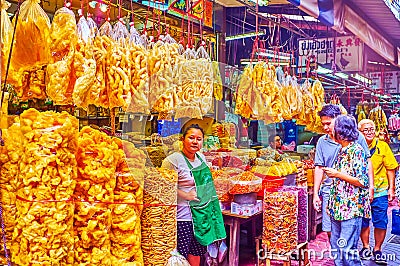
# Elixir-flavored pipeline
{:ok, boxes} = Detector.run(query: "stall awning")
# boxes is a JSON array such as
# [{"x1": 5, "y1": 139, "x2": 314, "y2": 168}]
[
  {"x1": 287, "y1": 0, "x2": 345, "y2": 33},
  {"x1": 344, "y1": 6, "x2": 396, "y2": 66}
]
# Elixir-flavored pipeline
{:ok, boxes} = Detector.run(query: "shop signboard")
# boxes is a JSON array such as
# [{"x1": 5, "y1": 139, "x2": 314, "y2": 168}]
[
  {"x1": 168, "y1": 0, "x2": 213, "y2": 28},
  {"x1": 366, "y1": 71, "x2": 400, "y2": 93},
  {"x1": 298, "y1": 35, "x2": 364, "y2": 72}
]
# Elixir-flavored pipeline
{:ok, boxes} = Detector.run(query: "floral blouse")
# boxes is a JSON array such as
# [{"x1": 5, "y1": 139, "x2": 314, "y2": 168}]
[{"x1": 328, "y1": 142, "x2": 371, "y2": 221}]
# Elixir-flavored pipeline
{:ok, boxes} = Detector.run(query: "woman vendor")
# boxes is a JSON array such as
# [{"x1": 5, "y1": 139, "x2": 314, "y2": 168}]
[{"x1": 162, "y1": 124, "x2": 226, "y2": 266}]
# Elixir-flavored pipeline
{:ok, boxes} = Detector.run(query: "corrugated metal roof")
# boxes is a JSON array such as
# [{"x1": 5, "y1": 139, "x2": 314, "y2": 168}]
[{"x1": 348, "y1": 0, "x2": 400, "y2": 45}]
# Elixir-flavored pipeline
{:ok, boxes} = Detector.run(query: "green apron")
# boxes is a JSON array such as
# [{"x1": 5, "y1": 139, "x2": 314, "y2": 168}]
[{"x1": 182, "y1": 152, "x2": 226, "y2": 246}]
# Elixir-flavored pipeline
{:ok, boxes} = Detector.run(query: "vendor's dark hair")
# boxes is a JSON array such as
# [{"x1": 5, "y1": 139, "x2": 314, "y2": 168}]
[
  {"x1": 318, "y1": 104, "x2": 342, "y2": 118},
  {"x1": 182, "y1": 124, "x2": 204, "y2": 137},
  {"x1": 334, "y1": 115, "x2": 359, "y2": 142}
]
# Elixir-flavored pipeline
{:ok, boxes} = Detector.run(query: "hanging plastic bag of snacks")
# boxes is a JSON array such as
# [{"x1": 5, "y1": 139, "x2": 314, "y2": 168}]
[
  {"x1": 112, "y1": 19, "x2": 129, "y2": 43},
  {"x1": 10, "y1": 0, "x2": 50, "y2": 71},
  {"x1": 1, "y1": 0, "x2": 12, "y2": 80},
  {"x1": 129, "y1": 23, "x2": 143, "y2": 46},
  {"x1": 99, "y1": 19, "x2": 113, "y2": 37},
  {"x1": 49, "y1": 7, "x2": 77, "y2": 60},
  {"x1": 87, "y1": 14, "x2": 98, "y2": 39},
  {"x1": 77, "y1": 12, "x2": 90, "y2": 43},
  {"x1": 196, "y1": 42, "x2": 210, "y2": 60}
]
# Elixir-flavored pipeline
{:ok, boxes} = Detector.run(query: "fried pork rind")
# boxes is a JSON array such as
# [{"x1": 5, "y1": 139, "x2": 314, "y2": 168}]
[
  {"x1": 110, "y1": 139, "x2": 145, "y2": 264},
  {"x1": 18, "y1": 109, "x2": 78, "y2": 200},
  {"x1": 49, "y1": 7, "x2": 78, "y2": 60},
  {"x1": 142, "y1": 167, "x2": 177, "y2": 266},
  {"x1": 75, "y1": 126, "x2": 120, "y2": 202},
  {"x1": 11, "y1": 199, "x2": 74, "y2": 266},
  {"x1": 74, "y1": 201, "x2": 112, "y2": 265},
  {"x1": 6, "y1": 109, "x2": 78, "y2": 266}
]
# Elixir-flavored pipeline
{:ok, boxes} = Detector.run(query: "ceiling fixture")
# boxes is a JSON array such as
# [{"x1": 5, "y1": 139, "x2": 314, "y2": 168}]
[{"x1": 225, "y1": 29, "x2": 266, "y2": 41}]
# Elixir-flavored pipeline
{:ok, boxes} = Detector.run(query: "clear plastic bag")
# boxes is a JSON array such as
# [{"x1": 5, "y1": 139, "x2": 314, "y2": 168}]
[
  {"x1": 112, "y1": 19, "x2": 129, "y2": 43},
  {"x1": 1, "y1": 0, "x2": 12, "y2": 80},
  {"x1": 87, "y1": 14, "x2": 98, "y2": 39},
  {"x1": 129, "y1": 23, "x2": 143, "y2": 46},
  {"x1": 196, "y1": 44, "x2": 210, "y2": 60},
  {"x1": 49, "y1": 7, "x2": 77, "y2": 60},
  {"x1": 166, "y1": 250, "x2": 190, "y2": 266},
  {"x1": 77, "y1": 15, "x2": 90, "y2": 43},
  {"x1": 46, "y1": 50, "x2": 75, "y2": 105},
  {"x1": 10, "y1": 0, "x2": 51, "y2": 71},
  {"x1": 99, "y1": 20, "x2": 113, "y2": 36}
]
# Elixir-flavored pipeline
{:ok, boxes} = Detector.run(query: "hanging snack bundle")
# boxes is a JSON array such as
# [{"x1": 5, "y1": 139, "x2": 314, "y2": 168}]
[
  {"x1": 112, "y1": 19, "x2": 129, "y2": 43},
  {"x1": 99, "y1": 20, "x2": 113, "y2": 37},
  {"x1": 49, "y1": 7, "x2": 78, "y2": 60},
  {"x1": 77, "y1": 14, "x2": 91, "y2": 43},
  {"x1": 11, "y1": 0, "x2": 50, "y2": 71},
  {"x1": 46, "y1": 51, "x2": 75, "y2": 105},
  {"x1": 127, "y1": 43, "x2": 150, "y2": 113},
  {"x1": 87, "y1": 14, "x2": 98, "y2": 39},
  {"x1": 0, "y1": 0, "x2": 12, "y2": 81},
  {"x1": 129, "y1": 24, "x2": 143, "y2": 46},
  {"x1": 91, "y1": 35, "x2": 113, "y2": 108},
  {"x1": 107, "y1": 40, "x2": 131, "y2": 110}
]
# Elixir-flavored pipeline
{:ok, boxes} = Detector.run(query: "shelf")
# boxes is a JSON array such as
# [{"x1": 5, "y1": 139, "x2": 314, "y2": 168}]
[{"x1": 76, "y1": 116, "x2": 110, "y2": 120}]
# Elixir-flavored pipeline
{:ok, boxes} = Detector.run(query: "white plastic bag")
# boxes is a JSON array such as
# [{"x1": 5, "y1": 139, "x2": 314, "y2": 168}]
[{"x1": 165, "y1": 249, "x2": 190, "y2": 266}]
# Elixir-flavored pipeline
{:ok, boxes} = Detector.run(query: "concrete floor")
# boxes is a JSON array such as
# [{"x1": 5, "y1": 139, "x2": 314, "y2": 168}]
[{"x1": 235, "y1": 200, "x2": 400, "y2": 266}]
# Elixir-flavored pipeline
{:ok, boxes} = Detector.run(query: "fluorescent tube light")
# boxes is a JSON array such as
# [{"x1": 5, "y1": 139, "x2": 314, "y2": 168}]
[
  {"x1": 335, "y1": 72, "x2": 349, "y2": 79},
  {"x1": 256, "y1": 49, "x2": 292, "y2": 60},
  {"x1": 226, "y1": 30, "x2": 266, "y2": 41},
  {"x1": 351, "y1": 73, "x2": 372, "y2": 85},
  {"x1": 316, "y1": 66, "x2": 332, "y2": 74}
]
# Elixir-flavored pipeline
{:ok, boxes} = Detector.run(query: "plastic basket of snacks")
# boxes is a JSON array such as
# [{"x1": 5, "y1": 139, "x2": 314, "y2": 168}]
[{"x1": 229, "y1": 171, "x2": 262, "y2": 194}]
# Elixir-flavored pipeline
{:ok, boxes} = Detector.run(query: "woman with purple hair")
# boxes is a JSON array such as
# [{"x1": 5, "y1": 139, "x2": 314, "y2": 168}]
[{"x1": 322, "y1": 115, "x2": 371, "y2": 266}]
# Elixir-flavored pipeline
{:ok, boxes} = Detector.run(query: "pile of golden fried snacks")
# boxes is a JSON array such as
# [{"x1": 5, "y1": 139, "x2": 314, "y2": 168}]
[
  {"x1": 74, "y1": 201, "x2": 112, "y2": 265},
  {"x1": 0, "y1": 186, "x2": 16, "y2": 260},
  {"x1": 0, "y1": 124, "x2": 24, "y2": 261},
  {"x1": 142, "y1": 167, "x2": 177, "y2": 266},
  {"x1": 75, "y1": 126, "x2": 121, "y2": 202},
  {"x1": 17, "y1": 109, "x2": 78, "y2": 201},
  {"x1": 12, "y1": 199, "x2": 74, "y2": 266},
  {"x1": 110, "y1": 139, "x2": 146, "y2": 264},
  {"x1": 263, "y1": 190, "x2": 298, "y2": 253}
]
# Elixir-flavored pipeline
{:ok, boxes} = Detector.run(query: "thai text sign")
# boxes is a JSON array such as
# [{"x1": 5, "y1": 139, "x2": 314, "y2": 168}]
[{"x1": 298, "y1": 35, "x2": 364, "y2": 72}]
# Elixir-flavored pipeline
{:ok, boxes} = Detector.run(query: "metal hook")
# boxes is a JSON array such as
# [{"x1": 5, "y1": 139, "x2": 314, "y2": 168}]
[
  {"x1": 148, "y1": 115, "x2": 154, "y2": 121},
  {"x1": 139, "y1": 115, "x2": 143, "y2": 122}
]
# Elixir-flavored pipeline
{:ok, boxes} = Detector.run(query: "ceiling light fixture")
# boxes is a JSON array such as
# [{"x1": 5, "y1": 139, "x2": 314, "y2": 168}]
[{"x1": 226, "y1": 29, "x2": 266, "y2": 41}]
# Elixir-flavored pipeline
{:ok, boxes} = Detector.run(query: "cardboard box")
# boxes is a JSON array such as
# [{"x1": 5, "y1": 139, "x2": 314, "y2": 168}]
[
  {"x1": 231, "y1": 200, "x2": 262, "y2": 216},
  {"x1": 296, "y1": 145, "x2": 314, "y2": 154}
]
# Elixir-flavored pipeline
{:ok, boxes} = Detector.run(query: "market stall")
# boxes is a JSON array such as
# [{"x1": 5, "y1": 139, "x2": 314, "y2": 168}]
[{"x1": 0, "y1": 0, "x2": 334, "y2": 263}]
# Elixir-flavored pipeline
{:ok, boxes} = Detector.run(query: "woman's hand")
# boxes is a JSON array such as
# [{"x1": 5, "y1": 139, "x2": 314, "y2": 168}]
[
  {"x1": 313, "y1": 195, "x2": 322, "y2": 212},
  {"x1": 180, "y1": 188, "x2": 200, "y2": 202},
  {"x1": 322, "y1": 167, "x2": 340, "y2": 178}
]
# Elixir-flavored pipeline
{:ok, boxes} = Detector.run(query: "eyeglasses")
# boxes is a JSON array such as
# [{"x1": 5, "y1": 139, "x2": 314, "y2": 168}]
[{"x1": 362, "y1": 128, "x2": 375, "y2": 134}]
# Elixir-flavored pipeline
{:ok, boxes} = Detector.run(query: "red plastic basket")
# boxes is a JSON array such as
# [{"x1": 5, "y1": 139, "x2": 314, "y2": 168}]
[{"x1": 255, "y1": 174, "x2": 285, "y2": 197}]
